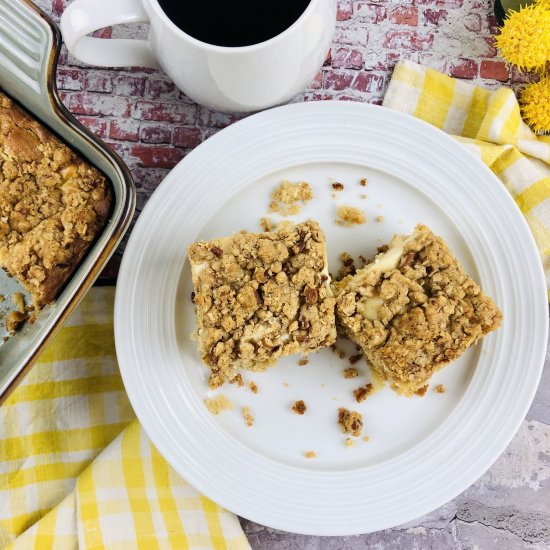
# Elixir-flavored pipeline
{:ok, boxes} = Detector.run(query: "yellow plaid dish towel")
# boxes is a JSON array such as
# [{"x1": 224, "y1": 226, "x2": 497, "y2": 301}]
[
  {"x1": 384, "y1": 60, "x2": 550, "y2": 298},
  {"x1": 0, "y1": 287, "x2": 250, "y2": 550}
]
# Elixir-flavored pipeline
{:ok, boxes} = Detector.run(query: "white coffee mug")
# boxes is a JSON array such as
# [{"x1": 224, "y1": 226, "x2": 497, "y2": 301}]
[{"x1": 60, "y1": 0, "x2": 336, "y2": 113}]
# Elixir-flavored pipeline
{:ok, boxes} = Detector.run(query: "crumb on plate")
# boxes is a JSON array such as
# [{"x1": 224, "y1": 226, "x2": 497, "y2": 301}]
[
  {"x1": 204, "y1": 395, "x2": 233, "y2": 415},
  {"x1": 332, "y1": 182, "x2": 344, "y2": 191},
  {"x1": 298, "y1": 358, "x2": 309, "y2": 366},
  {"x1": 345, "y1": 437, "x2": 355, "y2": 448},
  {"x1": 304, "y1": 451, "x2": 316, "y2": 458},
  {"x1": 242, "y1": 406, "x2": 254, "y2": 427},
  {"x1": 259, "y1": 217, "x2": 276, "y2": 232},
  {"x1": 354, "y1": 383, "x2": 373, "y2": 403},
  {"x1": 292, "y1": 400, "x2": 307, "y2": 415},
  {"x1": 6, "y1": 310, "x2": 26, "y2": 333},
  {"x1": 415, "y1": 385, "x2": 429, "y2": 397},
  {"x1": 249, "y1": 381, "x2": 258, "y2": 394},
  {"x1": 360, "y1": 178, "x2": 367, "y2": 186},
  {"x1": 269, "y1": 181, "x2": 313, "y2": 216},
  {"x1": 375, "y1": 215, "x2": 384, "y2": 223},
  {"x1": 363, "y1": 436, "x2": 370, "y2": 442},
  {"x1": 336, "y1": 206, "x2": 366, "y2": 227},
  {"x1": 229, "y1": 373, "x2": 244, "y2": 387},
  {"x1": 343, "y1": 367, "x2": 359, "y2": 379},
  {"x1": 435, "y1": 384, "x2": 446, "y2": 394},
  {"x1": 349, "y1": 354, "x2": 362, "y2": 365},
  {"x1": 338, "y1": 408, "x2": 363, "y2": 437}
]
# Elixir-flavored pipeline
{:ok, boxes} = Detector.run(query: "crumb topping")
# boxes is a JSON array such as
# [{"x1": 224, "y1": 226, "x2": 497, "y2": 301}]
[
  {"x1": 204, "y1": 394, "x2": 233, "y2": 415},
  {"x1": 335, "y1": 206, "x2": 366, "y2": 227},
  {"x1": 269, "y1": 181, "x2": 313, "y2": 216},
  {"x1": 338, "y1": 408, "x2": 363, "y2": 437},
  {"x1": 229, "y1": 373, "x2": 244, "y2": 387},
  {"x1": 415, "y1": 385, "x2": 429, "y2": 396},
  {"x1": 6, "y1": 310, "x2": 26, "y2": 333},
  {"x1": 291, "y1": 400, "x2": 307, "y2": 415},
  {"x1": 188, "y1": 221, "x2": 336, "y2": 386},
  {"x1": 333, "y1": 224, "x2": 502, "y2": 396},
  {"x1": 0, "y1": 93, "x2": 111, "y2": 309}
]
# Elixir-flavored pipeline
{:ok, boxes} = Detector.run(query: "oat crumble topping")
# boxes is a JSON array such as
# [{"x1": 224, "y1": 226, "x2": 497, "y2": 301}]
[
  {"x1": 259, "y1": 217, "x2": 276, "y2": 232},
  {"x1": 333, "y1": 224, "x2": 502, "y2": 396},
  {"x1": 188, "y1": 221, "x2": 336, "y2": 386}
]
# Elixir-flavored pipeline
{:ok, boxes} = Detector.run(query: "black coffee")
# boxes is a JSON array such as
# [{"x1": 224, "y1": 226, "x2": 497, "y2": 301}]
[{"x1": 157, "y1": 0, "x2": 311, "y2": 47}]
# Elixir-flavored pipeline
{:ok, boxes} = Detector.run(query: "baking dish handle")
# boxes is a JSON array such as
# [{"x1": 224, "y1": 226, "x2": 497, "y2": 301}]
[{"x1": 60, "y1": 0, "x2": 160, "y2": 69}]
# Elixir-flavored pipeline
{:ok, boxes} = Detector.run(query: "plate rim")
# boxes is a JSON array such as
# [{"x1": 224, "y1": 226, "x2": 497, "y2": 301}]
[{"x1": 114, "y1": 100, "x2": 548, "y2": 535}]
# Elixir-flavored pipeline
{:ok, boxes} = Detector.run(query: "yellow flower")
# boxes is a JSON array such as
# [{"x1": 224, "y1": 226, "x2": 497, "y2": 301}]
[
  {"x1": 495, "y1": 3, "x2": 550, "y2": 72},
  {"x1": 520, "y1": 76, "x2": 550, "y2": 133}
]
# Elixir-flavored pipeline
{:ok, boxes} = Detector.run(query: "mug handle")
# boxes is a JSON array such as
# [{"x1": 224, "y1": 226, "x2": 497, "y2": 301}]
[{"x1": 60, "y1": 0, "x2": 161, "y2": 69}]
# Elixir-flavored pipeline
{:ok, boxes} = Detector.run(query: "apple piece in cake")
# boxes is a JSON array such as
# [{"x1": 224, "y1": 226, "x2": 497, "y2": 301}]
[
  {"x1": 333, "y1": 224, "x2": 502, "y2": 396},
  {"x1": 188, "y1": 220, "x2": 337, "y2": 387}
]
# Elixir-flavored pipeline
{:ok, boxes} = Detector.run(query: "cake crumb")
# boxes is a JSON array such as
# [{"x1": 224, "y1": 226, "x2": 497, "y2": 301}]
[
  {"x1": 292, "y1": 400, "x2": 307, "y2": 415},
  {"x1": 298, "y1": 358, "x2": 309, "y2": 366},
  {"x1": 304, "y1": 451, "x2": 316, "y2": 458},
  {"x1": 338, "y1": 408, "x2": 363, "y2": 437},
  {"x1": 204, "y1": 395, "x2": 233, "y2": 415},
  {"x1": 242, "y1": 406, "x2": 254, "y2": 427},
  {"x1": 435, "y1": 384, "x2": 446, "y2": 394},
  {"x1": 354, "y1": 383, "x2": 373, "y2": 403},
  {"x1": 249, "y1": 381, "x2": 258, "y2": 394},
  {"x1": 343, "y1": 368, "x2": 359, "y2": 379},
  {"x1": 349, "y1": 354, "x2": 362, "y2": 365},
  {"x1": 415, "y1": 385, "x2": 429, "y2": 397},
  {"x1": 362, "y1": 436, "x2": 370, "y2": 442},
  {"x1": 269, "y1": 181, "x2": 313, "y2": 216},
  {"x1": 229, "y1": 374, "x2": 244, "y2": 387},
  {"x1": 336, "y1": 206, "x2": 366, "y2": 227},
  {"x1": 332, "y1": 182, "x2": 344, "y2": 191},
  {"x1": 283, "y1": 382, "x2": 289, "y2": 387},
  {"x1": 375, "y1": 215, "x2": 384, "y2": 223},
  {"x1": 6, "y1": 311, "x2": 26, "y2": 333},
  {"x1": 345, "y1": 437, "x2": 355, "y2": 448},
  {"x1": 259, "y1": 217, "x2": 276, "y2": 232},
  {"x1": 360, "y1": 194, "x2": 367, "y2": 199},
  {"x1": 208, "y1": 372, "x2": 224, "y2": 390},
  {"x1": 360, "y1": 178, "x2": 367, "y2": 186},
  {"x1": 12, "y1": 292, "x2": 26, "y2": 313}
]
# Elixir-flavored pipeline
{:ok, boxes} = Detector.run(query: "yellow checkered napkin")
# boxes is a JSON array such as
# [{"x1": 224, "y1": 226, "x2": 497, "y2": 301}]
[
  {"x1": 383, "y1": 60, "x2": 550, "y2": 298},
  {"x1": 0, "y1": 287, "x2": 250, "y2": 550}
]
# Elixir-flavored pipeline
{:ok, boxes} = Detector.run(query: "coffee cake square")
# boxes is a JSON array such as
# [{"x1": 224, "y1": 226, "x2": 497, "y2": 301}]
[
  {"x1": 333, "y1": 225, "x2": 502, "y2": 396},
  {"x1": 188, "y1": 221, "x2": 337, "y2": 387}
]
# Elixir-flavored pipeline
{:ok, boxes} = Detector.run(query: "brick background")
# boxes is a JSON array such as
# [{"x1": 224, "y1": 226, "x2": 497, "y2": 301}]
[{"x1": 34, "y1": 0, "x2": 519, "y2": 268}]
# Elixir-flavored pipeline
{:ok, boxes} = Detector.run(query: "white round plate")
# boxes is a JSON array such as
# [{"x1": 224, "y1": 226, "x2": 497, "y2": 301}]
[{"x1": 115, "y1": 101, "x2": 547, "y2": 535}]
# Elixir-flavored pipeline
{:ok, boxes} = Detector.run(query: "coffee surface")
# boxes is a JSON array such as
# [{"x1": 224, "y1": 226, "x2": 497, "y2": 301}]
[{"x1": 157, "y1": 0, "x2": 311, "y2": 47}]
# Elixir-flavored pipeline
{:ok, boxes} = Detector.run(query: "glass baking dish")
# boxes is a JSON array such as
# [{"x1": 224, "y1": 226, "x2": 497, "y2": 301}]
[{"x1": 0, "y1": 0, "x2": 135, "y2": 402}]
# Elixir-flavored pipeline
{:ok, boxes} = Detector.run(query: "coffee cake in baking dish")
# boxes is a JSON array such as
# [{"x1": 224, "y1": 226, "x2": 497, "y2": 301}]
[{"x1": 0, "y1": 92, "x2": 111, "y2": 318}]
